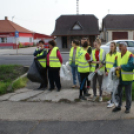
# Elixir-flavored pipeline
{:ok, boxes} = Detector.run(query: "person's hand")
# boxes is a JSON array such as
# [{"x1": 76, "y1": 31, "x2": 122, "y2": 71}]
[
  {"x1": 97, "y1": 61, "x2": 101, "y2": 64},
  {"x1": 95, "y1": 69, "x2": 98, "y2": 73},
  {"x1": 105, "y1": 72, "x2": 108, "y2": 76},
  {"x1": 115, "y1": 66, "x2": 121, "y2": 70}
]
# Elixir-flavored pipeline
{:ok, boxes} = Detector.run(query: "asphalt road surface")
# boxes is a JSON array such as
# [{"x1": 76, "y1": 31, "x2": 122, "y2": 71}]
[
  {"x1": 0, "y1": 54, "x2": 69, "y2": 66},
  {"x1": 0, "y1": 120, "x2": 134, "y2": 134}
]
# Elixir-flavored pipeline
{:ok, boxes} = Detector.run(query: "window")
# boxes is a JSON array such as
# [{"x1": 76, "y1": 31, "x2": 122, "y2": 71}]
[
  {"x1": 127, "y1": 41, "x2": 134, "y2": 47},
  {"x1": 1, "y1": 38, "x2": 7, "y2": 43},
  {"x1": 72, "y1": 24, "x2": 81, "y2": 30}
]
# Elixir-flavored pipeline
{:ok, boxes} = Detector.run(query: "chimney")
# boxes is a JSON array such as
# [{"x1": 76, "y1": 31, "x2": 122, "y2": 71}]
[{"x1": 5, "y1": 16, "x2": 8, "y2": 20}]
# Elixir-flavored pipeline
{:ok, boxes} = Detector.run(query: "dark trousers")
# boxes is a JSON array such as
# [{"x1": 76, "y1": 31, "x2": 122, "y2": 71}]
[
  {"x1": 86, "y1": 78, "x2": 90, "y2": 87},
  {"x1": 93, "y1": 73, "x2": 103, "y2": 96},
  {"x1": 48, "y1": 67, "x2": 61, "y2": 89},
  {"x1": 40, "y1": 68, "x2": 48, "y2": 87},
  {"x1": 118, "y1": 83, "x2": 132, "y2": 109},
  {"x1": 80, "y1": 73, "x2": 89, "y2": 97}
]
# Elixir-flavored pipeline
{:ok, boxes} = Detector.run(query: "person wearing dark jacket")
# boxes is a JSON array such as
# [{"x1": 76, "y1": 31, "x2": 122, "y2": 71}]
[{"x1": 33, "y1": 40, "x2": 48, "y2": 90}]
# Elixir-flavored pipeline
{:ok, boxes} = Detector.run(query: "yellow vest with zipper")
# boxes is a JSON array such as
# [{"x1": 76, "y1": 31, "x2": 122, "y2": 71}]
[
  {"x1": 120, "y1": 51, "x2": 133, "y2": 81},
  {"x1": 106, "y1": 52, "x2": 119, "y2": 73},
  {"x1": 91, "y1": 48, "x2": 105, "y2": 72},
  {"x1": 69, "y1": 47, "x2": 80, "y2": 65},
  {"x1": 49, "y1": 47, "x2": 61, "y2": 67},
  {"x1": 37, "y1": 50, "x2": 47, "y2": 68},
  {"x1": 78, "y1": 48, "x2": 90, "y2": 73}
]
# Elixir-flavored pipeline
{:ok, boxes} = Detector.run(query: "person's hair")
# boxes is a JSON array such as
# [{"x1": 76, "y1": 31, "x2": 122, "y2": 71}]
[
  {"x1": 73, "y1": 40, "x2": 80, "y2": 46},
  {"x1": 48, "y1": 40, "x2": 56, "y2": 47},
  {"x1": 109, "y1": 42, "x2": 117, "y2": 55},
  {"x1": 82, "y1": 41, "x2": 88, "y2": 48},
  {"x1": 39, "y1": 40, "x2": 45, "y2": 44},
  {"x1": 94, "y1": 38, "x2": 101, "y2": 45}
]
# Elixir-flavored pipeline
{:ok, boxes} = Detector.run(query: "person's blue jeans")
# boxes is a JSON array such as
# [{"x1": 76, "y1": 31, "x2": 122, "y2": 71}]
[{"x1": 70, "y1": 64, "x2": 81, "y2": 85}]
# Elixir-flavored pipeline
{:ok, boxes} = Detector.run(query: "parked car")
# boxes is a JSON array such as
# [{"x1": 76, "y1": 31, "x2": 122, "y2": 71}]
[{"x1": 101, "y1": 40, "x2": 134, "y2": 54}]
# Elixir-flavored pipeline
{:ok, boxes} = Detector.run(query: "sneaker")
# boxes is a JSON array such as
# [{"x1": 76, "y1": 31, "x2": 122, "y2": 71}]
[
  {"x1": 72, "y1": 85, "x2": 76, "y2": 88},
  {"x1": 112, "y1": 107, "x2": 121, "y2": 112},
  {"x1": 125, "y1": 109, "x2": 130, "y2": 114},
  {"x1": 114, "y1": 102, "x2": 119, "y2": 107},
  {"x1": 79, "y1": 96, "x2": 87, "y2": 101},
  {"x1": 84, "y1": 93, "x2": 91, "y2": 97},
  {"x1": 99, "y1": 96, "x2": 103, "y2": 102},
  {"x1": 57, "y1": 88, "x2": 61, "y2": 92},
  {"x1": 107, "y1": 100, "x2": 111, "y2": 104},
  {"x1": 92, "y1": 96, "x2": 97, "y2": 102},
  {"x1": 107, "y1": 103, "x2": 114, "y2": 108}
]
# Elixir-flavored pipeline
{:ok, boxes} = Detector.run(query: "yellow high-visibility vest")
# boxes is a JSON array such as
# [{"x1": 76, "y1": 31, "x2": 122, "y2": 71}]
[
  {"x1": 69, "y1": 47, "x2": 80, "y2": 65},
  {"x1": 91, "y1": 48, "x2": 105, "y2": 72},
  {"x1": 78, "y1": 48, "x2": 90, "y2": 73},
  {"x1": 120, "y1": 51, "x2": 133, "y2": 81},
  {"x1": 49, "y1": 47, "x2": 61, "y2": 67},
  {"x1": 106, "y1": 52, "x2": 119, "y2": 73},
  {"x1": 37, "y1": 50, "x2": 47, "y2": 68}
]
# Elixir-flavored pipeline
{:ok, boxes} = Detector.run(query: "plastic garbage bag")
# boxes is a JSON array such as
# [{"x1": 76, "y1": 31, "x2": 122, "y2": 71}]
[
  {"x1": 66, "y1": 61, "x2": 71, "y2": 72},
  {"x1": 97, "y1": 69, "x2": 105, "y2": 75},
  {"x1": 60, "y1": 64, "x2": 71, "y2": 81},
  {"x1": 27, "y1": 61, "x2": 44, "y2": 83},
  {"x1": 102, "y1": 76, "x2": 108, "y2": 92},
  {"x1": 88, "y1": 72, "x2": 95, "y2": 81}
]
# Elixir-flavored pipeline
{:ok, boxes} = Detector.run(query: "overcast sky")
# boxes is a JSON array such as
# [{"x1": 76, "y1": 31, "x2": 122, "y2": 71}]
[{"x1": 0, "y1": 0, "x2": 134, "y2": 35}]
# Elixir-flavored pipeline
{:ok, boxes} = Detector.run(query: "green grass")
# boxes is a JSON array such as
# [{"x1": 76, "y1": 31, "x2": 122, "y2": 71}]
[
  {"x1": 0, "y1": 65, "x2": 27, "y2": 95},
  {"x1": 12, "y1": 77, "x2": 28, "y2": 91}
]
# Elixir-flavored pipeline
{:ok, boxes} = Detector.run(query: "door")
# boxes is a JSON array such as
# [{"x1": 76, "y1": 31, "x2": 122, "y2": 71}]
[
  {"x1": 112, "y1": 32, "x2": 128, "y2": 40},
  {"x1": 62, "y1": 36, "x2": 67, "y2": 48}
]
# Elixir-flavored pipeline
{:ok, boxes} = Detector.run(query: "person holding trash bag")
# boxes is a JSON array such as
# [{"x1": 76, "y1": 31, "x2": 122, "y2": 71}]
[
  {"x1": 78, "y1": 41, "x2": 92, "y2": 101},
  {"x1": 33, "y1": 40, "x2": 48, "y2": 90},
  {"x1": 69, "y1": 40, "x2": 81, "y2": 88},
  {"x1": 91, "y1": 38, "x2": 106, "y2": 102},
  {"x1": 47, "y1": 40, "x2": 63, "y2": 92},
  {"x1": 112, "y1": 42, "x2": 134, "y2": 114},
  {"x1": 105, "y1": 42, "x2": 120, "y2": 108},
  {"x1": 81, "y1": 37, "x2": 92, "y2": 90}
]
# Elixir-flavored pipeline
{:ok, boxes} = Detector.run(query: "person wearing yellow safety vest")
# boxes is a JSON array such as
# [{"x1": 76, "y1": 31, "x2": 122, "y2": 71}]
[
  {"x1": 69, "y1": 40, "x2": 81, "y2": 88},
  {"x1": 78, "y1": 41, "x2": 91, "y2": 101},
  {"x1": 47, "y1": 40, "x2": 63, "y2": 92},
  {"x1": 34, "y1": 40, "x2": 48, "y2": 90},
  {"x1": 105, "y1": 42, "x2": 120, "y2": 108},
  {"x1": 112, "y1": 42, "x2": 134, "y2": 114},
  {"x1": 91, "y1": 38, "x2": 106, "y2": 102},
  {"x1": 81, "y1": 37, "x2": 92, "y2": 91}
]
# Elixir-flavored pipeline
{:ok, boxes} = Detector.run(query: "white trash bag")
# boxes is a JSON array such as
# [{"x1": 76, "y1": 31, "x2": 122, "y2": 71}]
[
  {"x1": 88, "y1": 72, "x2": 95, "y2": 81},
  {"x1": 102, "y1": 76, "x2": 108, "y2": 92}
]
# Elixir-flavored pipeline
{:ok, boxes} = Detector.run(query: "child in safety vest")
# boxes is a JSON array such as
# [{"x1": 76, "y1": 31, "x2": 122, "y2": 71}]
[{"x1": 69, "y1": 40, "x2": 81, "y2": 88}]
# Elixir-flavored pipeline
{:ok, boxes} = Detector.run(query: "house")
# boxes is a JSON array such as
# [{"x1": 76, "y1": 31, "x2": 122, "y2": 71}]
[
  {"x1": 101, "y1": 14, "x2": 134, "y2": 42},
  {"x1": 0, "y1": 16, "x2": 53, "y2": 48},
  {"x1": 52, "y1": 14, "x2": 100, "y2": 48}
]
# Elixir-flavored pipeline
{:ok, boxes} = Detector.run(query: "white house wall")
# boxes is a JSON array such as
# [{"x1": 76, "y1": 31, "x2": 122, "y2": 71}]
[
  {"x1": 7, "y1": 37, "x2": 14, "y2": 43},
  {"x1": 55, "y1": 37, "x2": 62, "y2": 48},
  {"x1": 19, "y1": 37, "x2": 33, "y2": 43}
]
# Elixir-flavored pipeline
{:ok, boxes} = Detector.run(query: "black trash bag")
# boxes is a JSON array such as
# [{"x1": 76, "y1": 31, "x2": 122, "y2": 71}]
[{"x1": 27, "y1": 61, "x2": 44, "y2": 83}]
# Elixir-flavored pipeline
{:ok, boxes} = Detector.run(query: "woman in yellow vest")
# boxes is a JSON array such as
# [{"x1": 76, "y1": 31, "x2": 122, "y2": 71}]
[
  {"x1": 69, "y1": 40, "x2": 81, "y2": 88},
  {"x1": 91, "y1": 38, "x2": 106, "y2": 102},
  {"x1": 34, "y1": 40, "x2": 48, "y2": 90},
  {"x1": 47, "y1": 40, "x2": 63, "y2": 92},
  {"x1": 105, "y1": 42, "x2": 119, "y2": 108},
  {"x1": 78, "y1": 41, "x2": 91, "y2": 101}
]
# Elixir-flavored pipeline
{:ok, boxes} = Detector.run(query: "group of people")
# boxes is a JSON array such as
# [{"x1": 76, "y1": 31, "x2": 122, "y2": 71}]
[{"x1": 33, "y1": 37, "x2": 134, "y2": 114}]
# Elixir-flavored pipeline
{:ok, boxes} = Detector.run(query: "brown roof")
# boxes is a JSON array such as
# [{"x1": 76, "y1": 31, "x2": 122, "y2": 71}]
[
  {"x1": 102, "y1": 14, "x2": 134, "y2": 30},
  {"x1": 0, "y1": 19, "x2": 32, "y2": 33},
  {"x1": 52, "y1": 14, "x2": 99, "y2": 36}
]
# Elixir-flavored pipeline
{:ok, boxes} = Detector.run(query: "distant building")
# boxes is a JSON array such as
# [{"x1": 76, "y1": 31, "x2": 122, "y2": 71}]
[
  {"x1": 52, "y1": 14, "x2": 100, "y2": 48},
  {"x1": 101, "y1": 14, "x2": 134, "y2": 42},
  {"x1": 0, "y1": 16, "x2": 53, "y2": 48}
]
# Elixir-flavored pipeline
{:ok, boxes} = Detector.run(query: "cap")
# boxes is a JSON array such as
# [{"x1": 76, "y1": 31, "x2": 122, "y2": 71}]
[{"x1": 119, "y1": 41, "x2": 127, "y2": 46}]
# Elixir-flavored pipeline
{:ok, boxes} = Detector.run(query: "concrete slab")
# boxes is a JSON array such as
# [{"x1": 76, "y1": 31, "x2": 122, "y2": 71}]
[
  {"x1": 9, "y1": 90, "x2": 43, "y2": 101},
  {"x1": 0, "y1": 93, "x2": 17, "y2": 101}
]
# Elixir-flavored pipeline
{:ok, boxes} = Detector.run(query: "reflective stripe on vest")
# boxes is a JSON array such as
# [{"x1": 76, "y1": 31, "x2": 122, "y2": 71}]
[
  {"x1": 69, "y1": 47, "x2": 80, "y2": 65},
  {"x1": 49, "y1": 47, "x2": 61, "y2": 67},
  {"x1": 106, "y1": 52, "x2": 118, "y2": 73},
  {"x1": 121, "y1": 51, "x2": 133, "y2": 81},
  {"x1": 78, "y1": 48, "x2": 90, "y2": 73},
  {"x1": 91, "y1": 48, "x2": 104, "y2": 72},
  {"x1": 37, "y1": 50, "x2": 46, "y2": 68}
]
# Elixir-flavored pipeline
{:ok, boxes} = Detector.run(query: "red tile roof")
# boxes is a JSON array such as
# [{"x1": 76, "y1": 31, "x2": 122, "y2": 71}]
[{"x1": 0, "y1": 19, "x2": 32, "y2": 33}]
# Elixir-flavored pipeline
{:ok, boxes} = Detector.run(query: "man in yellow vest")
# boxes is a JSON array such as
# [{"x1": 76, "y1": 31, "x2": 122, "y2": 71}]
[
  {"x1": 112, "y1": 42, "x2": 134, "y2": 114},
  {"x1": 34, "y1": 40, "x2": 48, "y2": 90}
]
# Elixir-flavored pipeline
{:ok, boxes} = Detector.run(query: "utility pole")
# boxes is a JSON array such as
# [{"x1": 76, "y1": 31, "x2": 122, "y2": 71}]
[
  {"x1": 12, "y1": 16, "x2": 15, "y2": 22},
  {"x1": 76, "y1": 0, "x2": 79, "y2": 14}
]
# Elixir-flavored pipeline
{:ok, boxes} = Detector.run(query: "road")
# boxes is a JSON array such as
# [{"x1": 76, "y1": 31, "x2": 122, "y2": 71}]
[
  {"x1": 0, "y1": 54, "x2": 69, "y2": 66},
  {"x1": 0, "y1": 120, "x2": 134, "y2": 134}
]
